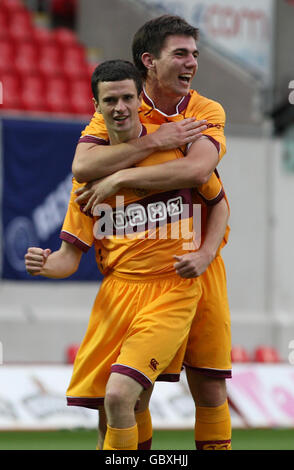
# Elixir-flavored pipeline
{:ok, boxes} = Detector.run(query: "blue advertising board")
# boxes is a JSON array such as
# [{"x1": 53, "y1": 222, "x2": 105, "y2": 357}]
[{"x1": 1, "y1": 116, "x2": 101, "y2": 282}]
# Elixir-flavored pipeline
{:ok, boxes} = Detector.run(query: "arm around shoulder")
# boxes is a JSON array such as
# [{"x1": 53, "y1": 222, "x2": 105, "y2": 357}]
[{"x1": 72, "y1": 136, "x2": 158, "y2": 183}]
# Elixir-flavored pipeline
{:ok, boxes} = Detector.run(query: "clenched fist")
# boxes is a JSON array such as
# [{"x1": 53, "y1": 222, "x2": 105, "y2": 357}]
[{"x1": 25, "y1": 247, "x2": 51, "y2": 276}]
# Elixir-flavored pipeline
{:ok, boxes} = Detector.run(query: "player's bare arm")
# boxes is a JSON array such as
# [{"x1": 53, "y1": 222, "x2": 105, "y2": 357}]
[
  {"x1": 75, "y1": 136, "x2": 219, "y2": 212},
  {"x1": 25, "y1": 241, "x2": 82, "y2": 278},
  {"x1": 72, "y1": 118, "x2": 207, "y2": 182},
  {"x1": 114, "y1": 137, "x2": 219, "y2": 189},
  {"x1": 174, "y1": 197, "x2": 229, "y2": 278}
]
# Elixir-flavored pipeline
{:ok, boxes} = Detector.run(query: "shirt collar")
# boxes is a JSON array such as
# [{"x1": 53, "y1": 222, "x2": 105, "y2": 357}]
[{"x1": 142, "y1": 86, "x2": 192, "y2": 117}]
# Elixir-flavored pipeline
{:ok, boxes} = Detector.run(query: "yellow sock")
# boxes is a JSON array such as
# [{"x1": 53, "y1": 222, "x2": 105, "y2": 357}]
[
  {"x1": 136, "y1": 408, "x2": 153, "y2": 450},
  {"x1": 103, "y1": 423, "x2": 138, "y2": 450},
  {"x1": 195, "y1": 400, "x2": 232, "y2": 450}
]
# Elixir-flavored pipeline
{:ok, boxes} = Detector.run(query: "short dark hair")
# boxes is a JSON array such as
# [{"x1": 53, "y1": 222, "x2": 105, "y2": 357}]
[
  {"x1": 132, "y1": 15, "x2": 199, "y2": 79},
  {"x1": 91, "y1": 59, "x2": 143, "y2": 101}
]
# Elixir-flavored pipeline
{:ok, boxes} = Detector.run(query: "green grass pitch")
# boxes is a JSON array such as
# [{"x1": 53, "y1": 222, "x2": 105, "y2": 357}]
[{"x1": 0, "y1": 428, "x2": 293, "y2": 450}]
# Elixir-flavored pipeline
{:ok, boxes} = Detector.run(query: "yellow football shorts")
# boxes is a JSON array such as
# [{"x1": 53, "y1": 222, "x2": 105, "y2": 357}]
[
  {"x1": 162, "y1": 255, "x2": 232, "y2": 379},
  {"x1": 66, "y1": 272, "x2": 201, "y2": 409}
]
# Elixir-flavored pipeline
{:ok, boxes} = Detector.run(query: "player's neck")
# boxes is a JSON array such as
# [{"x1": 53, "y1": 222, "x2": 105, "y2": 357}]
[
  {"x1": 144, "y1": 81, "x2": 184, "y2": 116},
  {"x1": 108, "y1": 122, "x2": 143, "y2": 145}
]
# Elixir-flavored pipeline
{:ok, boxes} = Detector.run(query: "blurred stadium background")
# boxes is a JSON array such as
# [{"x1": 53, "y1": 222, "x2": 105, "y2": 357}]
[{"x1": 1, "y1": 0, "x2": 294, "y2": 450}]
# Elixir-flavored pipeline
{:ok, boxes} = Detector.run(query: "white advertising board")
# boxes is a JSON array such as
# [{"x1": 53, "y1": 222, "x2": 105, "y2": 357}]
[
  {"x1": 0, "y1": 364, "x2": 293, "y2": 430},
  {"x1": 227, "y1": 364, "x2": 294, "y2": 428},
  {"x1": 139, "y1": 0, "x2": 275, "y2": 84},
  {"x1": 0, "y1": 365, "x2": 97, "y2": 430}
]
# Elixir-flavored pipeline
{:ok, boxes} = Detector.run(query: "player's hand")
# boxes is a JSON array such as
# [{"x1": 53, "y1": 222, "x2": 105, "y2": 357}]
[
  {"x1": 75, "y1": 175, "x2": 118, "y2": 214},
  {"x1": 153, "y1": 118, "x2": 207, "y2": 150},
  {"x1": 173, "y1": 250, "x2": 213, "y2": 278},
  {"x1": 25, "y1": 247, "x2": 51, "y2": 276}
]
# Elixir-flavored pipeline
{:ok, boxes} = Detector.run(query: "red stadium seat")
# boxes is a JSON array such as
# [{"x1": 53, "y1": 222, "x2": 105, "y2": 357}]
[
  {"x1": 66, "y1": 344, "x2": 80, "y2": 364},
  {"x1": 0, "y1": 10, "x2": 10, "y2": 39},
  {"x1": 0, "y1": 0, "x2": 26, "y2": 14},
  {"x1": 14, "y1": 42, "x2": 40, "y2": 75},
  {"x1": 21, "y1": 74, "x2": 49, "y2": 112},
  {"x1": 53, "y1": 27, "x2": 79, "y2": 46},
  {"x1": 8, "y1": 24, "x2": 34, "y2": 43},
  {"x1": 0, "y1": 40, "x2": 15, "y2": 73},
  {"x1": 70, "y1": 97, "x2": 94, "y2": 116},
  {"x1": 38, "y1": 44, "x2": 64, "y2": 77},
  {"x1": 45, "y1": 76, "x2": 72, "y2": 113},
  {"x1": 63, "y1": 44, "x2": 88, "y2": 63},
  {"x1": 39, "y1": 44, "x2": 62, "y2": 62},
  {"x1": 231, "y1": 345, "x2": 251, "y2": 363},
  {"x1": 62, "y1": 62, "x2": 89, "y2": 81},
  {"x1": 33, "y1": 27, "x2": 56, "y2": 46},
  {"x1": 8, "y1": 10, "x2": 34, "y2": 43},
  {"x1": 70, "y1": 79, "x2": 94, "y2": 115},
  {"x1": 253, "y1": 346, "x2": 281, "y2": 363},
  {"x1": 0, "y1": 72, "x2": 22, "y2": 110},
  {"x1": 61, "y1": 47, "x2": 89, "y2": 80},
  {"x1": 70, "y1": 78, "x2": 92, "y2": 97},
  {"x1": 9, "y1": 9, "x2": 33, "y2": 27}
]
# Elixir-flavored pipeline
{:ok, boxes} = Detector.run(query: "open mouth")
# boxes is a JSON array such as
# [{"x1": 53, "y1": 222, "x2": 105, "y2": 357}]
[
  {"x1": 178, "y1": 74, "x2": 192, "y2": 84},
  {"x1": 113, "y1": 115, "x2": 129, "y2": 122}
]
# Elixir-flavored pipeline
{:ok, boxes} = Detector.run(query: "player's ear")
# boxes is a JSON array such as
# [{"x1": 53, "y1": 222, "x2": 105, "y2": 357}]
[
  {"x1": 141, "y1": 52, "x2": 155, "y2": 71},
  {"x1": 93, "y1": 98, "x2": 100, "y2": 113}
]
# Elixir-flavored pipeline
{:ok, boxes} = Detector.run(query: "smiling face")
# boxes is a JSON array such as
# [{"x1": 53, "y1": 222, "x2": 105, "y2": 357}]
[
  {"x1": 141, "y1": 35, "x2": 199, "y2": 114},
  {"x1": 142, "y1": 34, "x2": 198, "y2": 112},
  {"x1": 95, "y1": 79, "x2": 142, "y2": 143}
]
